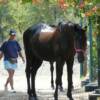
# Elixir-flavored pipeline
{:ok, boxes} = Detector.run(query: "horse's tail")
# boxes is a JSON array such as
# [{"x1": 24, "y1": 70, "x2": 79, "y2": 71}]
[
  {"x1": 23, "y1": 29, "x2": 30, "y2": 49},
  {"x1": 23, "y1": 29, "x2": 32, "y2": 58}
]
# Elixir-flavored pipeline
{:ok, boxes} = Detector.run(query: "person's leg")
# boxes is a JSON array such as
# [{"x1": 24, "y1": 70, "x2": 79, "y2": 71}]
[
  {"x1": 5, "y1": 69, "x2": 11, "y2": 90},
  {"x1": 7, "y1": 69, "x2": 15, "y2": 90},
  {"x1": 5, "y1": 69, "x2": 15, "y2": 90}
]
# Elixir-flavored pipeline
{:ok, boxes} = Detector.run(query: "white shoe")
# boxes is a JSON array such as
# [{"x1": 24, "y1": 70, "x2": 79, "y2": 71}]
[{"x1": 10, "y1": 89, "x2": 16, "y2": 93}]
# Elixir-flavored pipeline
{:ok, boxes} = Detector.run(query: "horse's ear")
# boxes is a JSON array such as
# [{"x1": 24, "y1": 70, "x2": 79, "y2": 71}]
[
  {"x1": 58, "y1": 22, "x2": 62, "y2": 26},
  {"x1": 58, "y1": 22, "x2": 63, "y2": 32},
  {"x1": 74, "y1": 24, "x2": 79, "y2": 31},
  {"x1": 83, "y1": 26, "x2": 87, "y2": 32}
]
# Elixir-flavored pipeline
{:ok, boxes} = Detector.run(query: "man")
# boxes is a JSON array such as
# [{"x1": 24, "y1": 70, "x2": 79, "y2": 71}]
[{"x1": 0, "y1": 29, "x2": 25, "y2": 92}]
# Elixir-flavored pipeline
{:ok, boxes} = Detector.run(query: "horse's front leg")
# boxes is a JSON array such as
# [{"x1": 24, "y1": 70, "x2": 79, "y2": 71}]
[
  {"x1": 54, "y1": 58, "x2": 64, "y2": 100},
  {"x1": 50, "y1": 61, "x2": 54, "y2": 89},
  {"x1": 66, "y1": 57, "x2": 74, "y2": 100}
]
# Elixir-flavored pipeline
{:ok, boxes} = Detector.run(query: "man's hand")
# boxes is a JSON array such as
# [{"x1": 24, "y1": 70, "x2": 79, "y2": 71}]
[{"x1": 22, "y1": 56, "x2": 25, "y2": 63}]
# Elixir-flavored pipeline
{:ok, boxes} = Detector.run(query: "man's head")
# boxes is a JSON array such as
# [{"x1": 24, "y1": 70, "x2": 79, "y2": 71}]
[
  {"x1": 9, "y1": 29, "x2": 16, "y2": 36},
  {"x1": 9, "y1": 29, "x2": 16, "y2": 40}
]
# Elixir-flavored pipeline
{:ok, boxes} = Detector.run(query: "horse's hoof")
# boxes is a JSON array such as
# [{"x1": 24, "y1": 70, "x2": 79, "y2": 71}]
[
  {"x1": 54, "y1": 98, "x2": 58, "y2": 100},
  {"x1": 54, "y1": 93, "x2": 58, "y2": 100},
  {"x1": 54, "y1": 96, "x2": 58, "y2": 100},
  {"x1": 69, "y1": 98, "x2": 74, "y2": 100},
  {"x1": 67, "y1": 94, "x2": 73, "y2": 100},
  {"x1": 60, "y1": 87, "x2": 63, "y2": 92},
  {"x1": 58, "y1": 85, "x2": 63, "y2": 92},
  {"x1": 51, "y1": 85, "x2": 54, "y2": 89},
  {"x1": 67, "y1": 92, "x2": 73, "y2": 99},
  {"x1": 29, "y1": 96, "x2": 38, "y2": 100}
]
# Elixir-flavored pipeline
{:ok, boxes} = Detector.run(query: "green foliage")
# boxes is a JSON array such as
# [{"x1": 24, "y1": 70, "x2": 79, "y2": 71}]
[
  {"x1": 95, "y1": 0, "x2": 100, "y2": 3},
  {"x1": 0, "y1": 0, "x2": 98, "y2": 43},
  {"x1": 22, "y1": 0, "x2": 32, "y2": 3}
]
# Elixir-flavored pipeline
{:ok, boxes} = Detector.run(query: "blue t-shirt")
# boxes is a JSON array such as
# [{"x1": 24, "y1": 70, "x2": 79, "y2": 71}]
[{"x1": 0, "y1": 40, "x2": 21, "y2": 60}]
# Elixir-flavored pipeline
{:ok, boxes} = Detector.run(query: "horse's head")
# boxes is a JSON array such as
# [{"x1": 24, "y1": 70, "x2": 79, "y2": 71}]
[
  {"x1": 57, "y1": 21, "x2": 87, "y2": 63},
  {"x1": 74, "y1": 24, "x2": 87, "y2": 63}
]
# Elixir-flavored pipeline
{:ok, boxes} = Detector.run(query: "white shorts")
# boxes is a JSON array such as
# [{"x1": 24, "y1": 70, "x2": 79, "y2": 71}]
[{"x1": 4, "y1": 60, "x2": 17, "y2": 70}]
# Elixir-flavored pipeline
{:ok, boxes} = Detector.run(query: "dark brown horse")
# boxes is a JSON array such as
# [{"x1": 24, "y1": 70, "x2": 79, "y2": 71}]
[{"x1": 23, "y1": 21, "x2": 87, "y2": 100}]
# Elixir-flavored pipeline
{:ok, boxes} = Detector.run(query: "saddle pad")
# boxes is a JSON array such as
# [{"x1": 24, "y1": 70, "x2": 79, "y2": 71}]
[
  {"x1": 41, "y1": 24, "x2": 54, "y2": 33},
  {"x1": 38, "y1": 24, "x2": 56, "y2": 42}
]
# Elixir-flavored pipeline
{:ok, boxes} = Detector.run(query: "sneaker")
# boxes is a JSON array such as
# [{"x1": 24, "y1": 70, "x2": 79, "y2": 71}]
[{"x1": 10, "y1": 89, "x2": 16, "y2": 93}]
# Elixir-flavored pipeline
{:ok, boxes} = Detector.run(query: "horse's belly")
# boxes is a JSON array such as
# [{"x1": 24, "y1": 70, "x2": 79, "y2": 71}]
[
  {"x1": 36, "y1": 51, "x2": 55, "y2": 61},
  {"x1": 40, "y1": 53, "x2": 55, "y2": 61},
  {"x1": 32, "y1": 45, "x2": 55, "y2": 61}
]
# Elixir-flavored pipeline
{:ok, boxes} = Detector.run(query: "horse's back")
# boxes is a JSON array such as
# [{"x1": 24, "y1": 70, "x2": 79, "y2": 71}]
[
  {"x1": 23, "y1": 23, "x2": 57, "y2": 43},
  {"x1": 24, "y1": 23, "x2": 54, "y2": 34}
]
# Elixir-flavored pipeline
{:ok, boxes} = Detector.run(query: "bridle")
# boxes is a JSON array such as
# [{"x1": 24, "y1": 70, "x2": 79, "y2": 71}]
[{"x1": 74, "y1": 34, "x2": 85, "y2": 54}]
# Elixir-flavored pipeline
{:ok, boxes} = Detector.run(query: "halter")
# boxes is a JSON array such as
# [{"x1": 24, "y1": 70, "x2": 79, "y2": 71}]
[{"x1": 75, "y1": 48, "x2": 85, "y2": 53}]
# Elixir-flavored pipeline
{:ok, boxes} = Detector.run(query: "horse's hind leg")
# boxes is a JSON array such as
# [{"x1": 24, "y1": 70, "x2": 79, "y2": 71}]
[
  {"x1": 54, "y1": 58, "x2": 65, "y2": 100},
  {"x1": 24, "y1": 49, "x2": 33, "y2": 99},
  {"x1": 25, "y1": 61, "x2": 36, "y2": 100},
  {"x1": 50, "y1": 61, "x2": 54, "y2": 89},
  {"x1": 25, "y1": 60, "x2": 38, "y2": 100},
  {"x1": 58, "y1": 62, "x2": 64, "y2": 92},
  {"x1": 66, "y1": 57, "x2": 74, "y2": 100},
  {"x1": 25, "y1": 64, "x2": 31, "y2": 96},
  {"x1": 50, "y1": 61, "x2": 64, "y2": 91}
]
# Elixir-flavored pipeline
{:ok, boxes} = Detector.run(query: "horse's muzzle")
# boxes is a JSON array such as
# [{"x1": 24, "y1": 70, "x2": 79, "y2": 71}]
[{"x1": 77, "y1": 52, "x2": 84, "y2": 63}]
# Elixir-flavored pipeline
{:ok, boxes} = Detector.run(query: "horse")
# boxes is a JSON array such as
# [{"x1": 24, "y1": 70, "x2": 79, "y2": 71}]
[{"x1": 23, "y1": 21, "x2": 87, "y2": 100}]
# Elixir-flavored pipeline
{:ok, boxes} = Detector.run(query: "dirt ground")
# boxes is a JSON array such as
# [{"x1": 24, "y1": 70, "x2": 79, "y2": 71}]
[{"x1": 0, "y1": 58, "x2": 91, "y2": 100}]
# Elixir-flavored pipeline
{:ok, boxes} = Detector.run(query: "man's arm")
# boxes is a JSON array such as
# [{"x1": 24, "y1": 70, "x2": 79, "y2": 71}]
[{"x1": 18, "y1": 51, "x2": 25, "y2": 63}]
